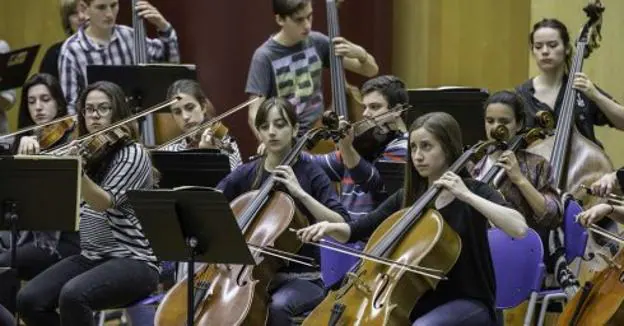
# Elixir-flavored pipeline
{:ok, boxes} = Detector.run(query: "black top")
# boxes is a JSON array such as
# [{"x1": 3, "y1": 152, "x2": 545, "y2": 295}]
[
  {"x1": 515, "y1": 76, "x2": 614, "y2": 147},
  {"x1": 348, "y1": 179, "x2": 509, "y2": 319},
  {"x1": 39, "y1": 41, "x2": 64, "y2": 80}
]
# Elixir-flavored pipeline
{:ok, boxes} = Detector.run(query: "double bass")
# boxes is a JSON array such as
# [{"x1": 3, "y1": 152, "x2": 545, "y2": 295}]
[
  {"x1": 526, "y1": 0, "x2": 612, "y2": 204},
  {"x1": 155, "y1": 126, "x2": 335, "y2": 326},
  {"x1": 302, "y1": 136, "x2": 501, "y2": 325}
]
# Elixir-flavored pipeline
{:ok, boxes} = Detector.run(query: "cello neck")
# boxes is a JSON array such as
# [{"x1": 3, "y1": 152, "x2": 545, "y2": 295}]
[
  {"x1": 132, "y1": 0, "x2": 148, "y2": 64},
  {"x1": 326, "y1": 0, "x2": 349, "y2": 120}
]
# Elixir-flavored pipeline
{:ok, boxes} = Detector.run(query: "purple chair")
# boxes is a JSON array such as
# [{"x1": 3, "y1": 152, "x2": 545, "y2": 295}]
[
  {"x1": 488, "y1": 228, "x2": 545, "y2": 325},
  {"x1": 536, "y1": 194, "x2": 587, "y2": 325},
  {"x1": 320, "y1": 239, "x2": 363, "y2": 288}
]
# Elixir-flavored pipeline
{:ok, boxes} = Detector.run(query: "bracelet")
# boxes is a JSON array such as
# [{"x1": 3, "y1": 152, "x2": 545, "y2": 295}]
[{"x1": 607, "y1": 204, "x2": 615, "y2": 215}]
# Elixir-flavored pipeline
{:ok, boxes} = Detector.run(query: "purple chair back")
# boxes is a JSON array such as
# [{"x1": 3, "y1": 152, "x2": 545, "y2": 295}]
[
  {"x1": 488, "y1": 228, "x2": 545, "y2": 309},
  {"x1": 562, "y1": 195, "x2": 588, "y2": 262},
  {"x1": 320, "y1": 239, "x2": 363, "y2": 288}
]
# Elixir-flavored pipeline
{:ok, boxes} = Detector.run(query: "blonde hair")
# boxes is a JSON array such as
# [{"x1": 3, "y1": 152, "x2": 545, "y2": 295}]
[{"x1": 60, "y1": 0, "x2": 81, "y2": 36}]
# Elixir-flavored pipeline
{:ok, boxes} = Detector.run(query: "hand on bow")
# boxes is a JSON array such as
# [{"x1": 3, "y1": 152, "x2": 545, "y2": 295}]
[{"x1": 590, "y1": 171, "x2": 618, "y2": 197}]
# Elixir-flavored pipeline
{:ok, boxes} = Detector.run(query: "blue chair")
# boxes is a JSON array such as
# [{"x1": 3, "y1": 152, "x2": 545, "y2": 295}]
[
  {"x1": 536, "y1": 195, "x2": 587, "y2": 325},
  {"x1": 488, "y1": 227, "x2": 545, "y2": 325},
  {"x1": 319, "y1": 238, "x2": 363, "y2": 289}
]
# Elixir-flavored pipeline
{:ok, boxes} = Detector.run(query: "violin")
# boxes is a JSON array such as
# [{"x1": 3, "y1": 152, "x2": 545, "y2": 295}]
[
  {"x1": 80, "y1": 126, "x2": 133, "y2": 175},
  {"x1": 186, "y1": 121, "x2": 231, "y2": 151},
  {"x1": 155, "y1": 126, "x2": 335, "y2": 326},
  {"x1": 301, "y1": 137, "x2": 499, "y2": 325},
  {"x1": 37, "y1": 118, "x2": 77, "y2": 150},
  {"x1": 154, "y1": 98, "x2": 258, "y2": 151}
]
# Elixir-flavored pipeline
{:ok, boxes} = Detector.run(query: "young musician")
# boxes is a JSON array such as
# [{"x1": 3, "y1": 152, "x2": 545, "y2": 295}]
[
  {"x1": 16, "y1": 81, "x2": 159, "y2": 325},
  {"x1": 246, "y1": 0, "x2": 379, "y2": 138},
  {"x1": 40, "y1": 0, "x2": 87, "y2": 80},
  {"x1": 471, "y1": 91, "x2": 580, "y2": 293},
  {"x1": 59, "y1": 0, "x2": 179, "y2": 113},
  {"x1": 298, "y1": 112, "x2": 528, "y2": 325},
  {"x1": 161, "y1": 79, "x2": 242, "y2": 171},
  {"x1": 13, "y1": 73, "x2": 74, "y2": 154},
  {"x1": 216, "y1": 97, "x2": 349, "y2": 325},
  {"x1": 0, "y1": 73, "x2": 81, "y2": 314},
  {"x1": 516, "y1": 18, "x2": 624, "y2": 146},
  {"x1": 310, "y1": 75, "x2": 408, "y2": 220}
]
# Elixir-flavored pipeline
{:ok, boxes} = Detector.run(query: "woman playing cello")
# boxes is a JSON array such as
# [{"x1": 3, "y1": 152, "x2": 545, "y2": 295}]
[
  {"x1": 297, "y1": 112, "x2": 527, "y2": 325},
  {"x1": 215, "y1": 97, "x2": 349, "y2": 325},
  {"x1": 16, "y1": 81, "x2": 159, "y2": 325}
]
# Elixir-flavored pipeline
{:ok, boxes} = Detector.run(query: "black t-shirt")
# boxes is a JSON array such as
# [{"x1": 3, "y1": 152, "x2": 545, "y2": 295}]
[
  {"x1": 348, "y1": 179, "x2": 509, "y2": 319},
  {"x1": 515, "y1": 76, "x2": 613, "y2": 147}
]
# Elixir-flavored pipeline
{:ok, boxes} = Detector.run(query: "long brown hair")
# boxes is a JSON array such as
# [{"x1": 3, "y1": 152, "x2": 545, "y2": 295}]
[
  {"x1": 402, "y1": 112, "x2": 463, "y2": 208},
  {"x1": 251, "y1": 97, "x2": 298, "y2": 190}
]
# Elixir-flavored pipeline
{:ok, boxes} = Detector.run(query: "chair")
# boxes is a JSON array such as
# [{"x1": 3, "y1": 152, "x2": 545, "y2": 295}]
[
  {"x1": 319, "y1": 239, "x2": 363, "y2": 289},
  {"x1": 488, "y1": 227, "x2": 545, "y2": 326},
  {"x1": 536, "y1": 195, "x2": 587, "y2": 326}
]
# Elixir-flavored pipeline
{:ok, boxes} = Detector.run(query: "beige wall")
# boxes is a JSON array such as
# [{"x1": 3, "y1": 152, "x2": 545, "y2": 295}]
[
  {"x1": 0, "y1": 0, "x2": 66, "y2": 131},
  {"x1": 530, "y1": 0, "x2": 624, "y2": 166},
  {"x1": 392, "y1": 0, "x2": 531, "y2": 92}
]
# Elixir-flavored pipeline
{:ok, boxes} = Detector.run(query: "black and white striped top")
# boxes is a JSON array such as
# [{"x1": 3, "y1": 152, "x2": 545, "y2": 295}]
[
  {"x1": 80, "y1": 142, "x2": 157, "y2": 270},
  {"x1": 159, "y1": 135, "x2": 243, "y2": 172}
]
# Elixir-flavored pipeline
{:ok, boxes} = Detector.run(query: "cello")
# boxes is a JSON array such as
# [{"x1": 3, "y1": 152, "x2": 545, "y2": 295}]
[
  {"x1": 557, "y1": 224, "x2": 623, "y2": 325},
  {"x1": 155, "y1": 126, "x2": 336, "y2": 326},
  {"x1": 301, "y1": 134, "x2": 502, "y2": 325}
]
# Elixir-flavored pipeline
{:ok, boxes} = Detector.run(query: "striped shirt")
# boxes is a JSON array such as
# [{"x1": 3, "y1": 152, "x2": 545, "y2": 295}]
[
  {"x1": 310, "y1": 132, "x2": 408, "y2": 220},
  {"x1": 80, "y1": 142, "x2": 157, "y2": 270},
  {"x1": 59, "y1": 24, "x2": 180, "y2": 114},
  {"x1": 159, "y1": 135, "x2": 243, "y2": 172}
]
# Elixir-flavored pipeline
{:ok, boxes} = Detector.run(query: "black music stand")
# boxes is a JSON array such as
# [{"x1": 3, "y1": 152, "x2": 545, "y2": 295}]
[
  {"x1": 0, "y1": 45, "x2": 40, "y2": 91},
  {"x1": 87, "y1": 64, "x2": 197, "y2": 146},
  {"x1": 128, "y1": 188, "x2": 254, "y2": 326},
  {"x1": 407, "y1": 87, "x2": 490, "y2": 147},
  {"x1": 375, "y1": 160, "x2": 406, "y2": 195},
  {"x1": 0, "y1": 155, "x2": 80, "y2": 323},
  {"x1": 151, "y1": 149, "x2": 231, "y2": 189}
]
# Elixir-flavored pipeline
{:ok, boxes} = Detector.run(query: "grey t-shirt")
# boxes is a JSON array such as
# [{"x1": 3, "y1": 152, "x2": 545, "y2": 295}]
[{"x1": 245, "y1": 31, "x2": 330, "y2": 134}]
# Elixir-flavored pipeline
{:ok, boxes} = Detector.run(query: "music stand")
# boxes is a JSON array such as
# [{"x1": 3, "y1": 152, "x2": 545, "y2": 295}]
[
  {"x1": 0, "y1": 155, "x2": 80, "y2": 322},
  {"x1": 407, "y1": 87, "x2": 490, "y2": 147},
  {"x1": 375, "y1": 160, "x2": 406, "y2": 195},
  {"x1": 151, "y1": 149, "x2": 231, "y2": 189},
  {"x1": 0, "y1": 45, "x2": 40, "y2": 91},
  {"x1": 128, "y1": 189, "x2": 254, "y2": 326},
  {"x1": 87, "y1": 64, "x2": 197, "y2": 146}
]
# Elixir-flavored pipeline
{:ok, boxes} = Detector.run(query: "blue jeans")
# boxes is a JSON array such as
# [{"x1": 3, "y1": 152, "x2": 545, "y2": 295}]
[
  {"x1": 16, "y1": 254, "x2": 158, "y2": 326},
  {"x1": 412, "y1": 299, "x2": 494, "y2": 326},
  {"x1": 267, "y1": 278, "x2": 325, "y2": 326}
]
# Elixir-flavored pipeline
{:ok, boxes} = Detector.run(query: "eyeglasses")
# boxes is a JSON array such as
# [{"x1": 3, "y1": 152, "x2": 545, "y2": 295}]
[{"x1": 82, "y1": 105, "x2": 111, "y2": 116}]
